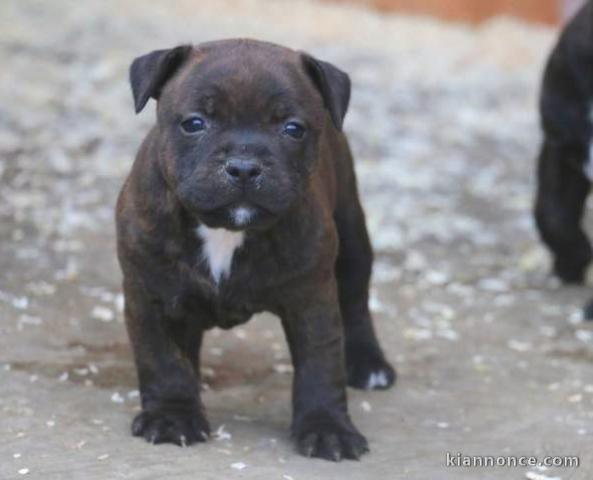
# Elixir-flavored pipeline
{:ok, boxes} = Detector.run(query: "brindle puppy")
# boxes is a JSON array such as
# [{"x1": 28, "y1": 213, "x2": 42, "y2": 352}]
[{"x1": 116, "y1": 39, "x2": 395, "y2": 461}]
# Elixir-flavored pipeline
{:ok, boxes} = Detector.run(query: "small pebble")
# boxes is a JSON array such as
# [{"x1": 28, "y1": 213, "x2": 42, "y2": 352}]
[
  {"x1": 273, "y1": 364, "x2": 293, "y2": 374},
  {"x1": 233, "y1": 415, "x2": 253, "y2": 422},
  {"x1": 214, "y1": 424, "x2": 232, "y2": 441},
  {"x1": 234, "y1": 328, "x2": 247, "y2": 340},
  {"x1": 569, "y1": 310, "x2": 584, "y2": 325},
  {"x1": 568, "y1": 394, "x2": 582, "y2": 403},
  {"x1": 437, "y1": 329, "x2": 459, "y2": 341},
  {"x1": 13, "y1": 297, "x2": 29, "y2": 310},
  {"x1": 507, "y1": 340, "x2": 532, "y2": 352},
  {"x1": 369, "y1": 293, "x2": 386, "y2": 313},
  {"x1": 575, "y1": 330, "x2": 593, "y2": 342},
  {"x1": 477, "y1": 278, "x2": 508, "y2": 292},
  {"x1": 425, "y1": 270, "x2": 449, "y2": 285},
  {"x1": 127, "y1": 390, "x2": 140, "y2": 399},
  {"x1": 115, "y1": 294, "x2": 124, "y2": 313},
  {"x1": 91, "y1": 305, "x2": 114, "y2": 322},
  {"x1": 525, "y1": 472, "x2": 561, "y2": 480},
  {"x1": 111, "y1": 392, "x2": 124, "y2": 403},
  {"x1": 403, "y1": 328, "x2": 433, "y2": 341}
]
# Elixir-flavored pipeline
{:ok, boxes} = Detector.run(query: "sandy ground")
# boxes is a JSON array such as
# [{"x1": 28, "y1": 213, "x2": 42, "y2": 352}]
[{"x1": 1, "y1": 0, "x2": 593, "y2": 479}]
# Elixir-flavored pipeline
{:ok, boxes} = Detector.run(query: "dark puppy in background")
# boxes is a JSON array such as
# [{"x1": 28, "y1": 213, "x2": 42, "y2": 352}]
[
  {"x1": 535, "y1": 0, "x2": 593, "y2": 287},
  {"x1": 116, "y1": 39, "x2": 395, "y2": 461}
]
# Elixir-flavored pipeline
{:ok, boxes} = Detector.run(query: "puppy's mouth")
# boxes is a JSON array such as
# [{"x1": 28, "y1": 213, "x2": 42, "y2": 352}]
[
  {"x1": 195, "y1": 202, "x2": 276, "y2": 231},
  {"x1": 176, "y1": 179, "x2": 294, "y2": 231}
]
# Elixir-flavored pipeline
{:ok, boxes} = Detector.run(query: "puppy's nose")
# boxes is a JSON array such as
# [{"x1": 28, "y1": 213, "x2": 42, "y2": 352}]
[{"x1": 225, "y1": 159, "x2": 262, "y2": 185}]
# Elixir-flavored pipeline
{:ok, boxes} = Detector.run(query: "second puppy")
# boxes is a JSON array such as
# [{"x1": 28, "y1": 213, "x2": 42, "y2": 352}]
[{"x1": 535, "y1": 1, "x2": 593, "y2": 284}]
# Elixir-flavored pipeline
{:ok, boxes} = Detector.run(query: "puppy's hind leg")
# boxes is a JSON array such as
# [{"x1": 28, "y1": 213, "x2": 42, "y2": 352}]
[
  {"x1": 535, "y1": 140, "x2": 592, "y2": 284},
  {"x1": 335, "y1": 194, "x2": 395, "y2": 390}
]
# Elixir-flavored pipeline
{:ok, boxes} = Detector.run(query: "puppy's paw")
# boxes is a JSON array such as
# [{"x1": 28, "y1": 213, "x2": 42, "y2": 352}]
[
  {"x1": 132, "y1": 408, "x2": 210, "y2": 446},
  {"x1": 554, "y1": 256, "x2": 589, "y2": 284},
  {"x1": 294, "y1": 413, "x2": 368, "y2": 461},
  {"x1": 346, "y1": 349, "x2": 396, "y2": 391}
]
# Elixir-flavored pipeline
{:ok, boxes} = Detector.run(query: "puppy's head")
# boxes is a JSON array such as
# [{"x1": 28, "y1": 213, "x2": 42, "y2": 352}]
[{"x1": 130, "y1": 39, "x2": 350, "y2": 230}]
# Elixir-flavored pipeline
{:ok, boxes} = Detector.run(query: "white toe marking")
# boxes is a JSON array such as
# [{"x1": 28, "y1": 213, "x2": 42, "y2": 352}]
[
  {"x1": 366, "y1": 370, "x2": 389, "y2": 390},
  {"x1": 196, "y1": 226, "x2": 244, "y2": 283}
]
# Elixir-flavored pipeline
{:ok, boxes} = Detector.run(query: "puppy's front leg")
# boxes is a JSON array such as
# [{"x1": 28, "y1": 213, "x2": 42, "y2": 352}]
[
  {"x1": 534, "y1": 140, "x2": 592, "y2": 283},
  {"x1": 281, "y1": 285, "x2": 368, "y2": 461},
  {"x1": 124, "y1": 280, "x2": 210, "y2": 446}
]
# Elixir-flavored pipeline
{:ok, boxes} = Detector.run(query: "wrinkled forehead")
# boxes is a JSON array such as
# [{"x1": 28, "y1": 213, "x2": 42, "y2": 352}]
[{"x1": 164, "y1": 46, "x2": 323, "y2": 120}]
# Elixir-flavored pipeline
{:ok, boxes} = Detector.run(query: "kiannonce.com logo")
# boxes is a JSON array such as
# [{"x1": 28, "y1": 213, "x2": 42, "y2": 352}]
[{"x1": 446, "y1": 452, "x2": 580, "y2": 469}]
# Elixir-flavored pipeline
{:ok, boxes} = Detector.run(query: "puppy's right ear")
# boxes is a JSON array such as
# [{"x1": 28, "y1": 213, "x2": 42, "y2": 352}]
[
  {"x1": 301, "y1": 53, "x2": 351, "y2": 131},
  {"x1": 129, "y1": 45, "x2": 192, "y2": 113}
]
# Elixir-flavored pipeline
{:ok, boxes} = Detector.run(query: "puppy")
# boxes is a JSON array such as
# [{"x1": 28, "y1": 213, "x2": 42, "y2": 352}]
[
  {"x1": 116, "y1": 39, "x2": 395, "y2": 461},
  {"x1": 535, "y1": 1, "x2": 593, "y2": 284}
]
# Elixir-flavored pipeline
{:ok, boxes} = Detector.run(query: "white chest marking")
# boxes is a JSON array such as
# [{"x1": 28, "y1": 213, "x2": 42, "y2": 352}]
[{"x1": 196, "y1": 226, "x2": 244, "y2": 283}]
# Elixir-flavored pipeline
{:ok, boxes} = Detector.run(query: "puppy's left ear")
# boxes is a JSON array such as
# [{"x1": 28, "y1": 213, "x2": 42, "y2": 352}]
[
  {"x1": 301, "y1": 54, "x2": 351, "y2": 131},
  {"x1": 130, "y1": 45, "x2": 192, "y2": 113}
]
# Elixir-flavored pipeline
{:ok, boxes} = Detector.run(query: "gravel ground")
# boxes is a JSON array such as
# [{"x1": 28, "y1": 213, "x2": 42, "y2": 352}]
[{"x1": 1, "y1": 1, "x2": 593, "y2": 479}]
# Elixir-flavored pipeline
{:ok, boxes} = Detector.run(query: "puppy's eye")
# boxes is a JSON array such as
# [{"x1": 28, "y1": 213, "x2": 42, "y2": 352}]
[
  {"x1": 180, "y1": 117, "x2": 206, "y2": 134},
  {"x1": 283, "y1": 122, "x2": 305, "y2": 140}
]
